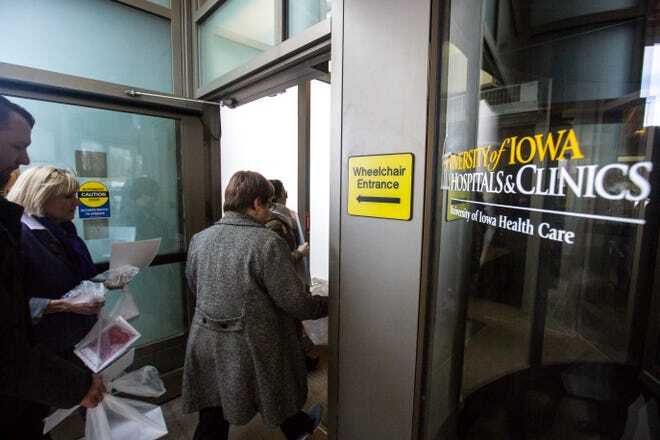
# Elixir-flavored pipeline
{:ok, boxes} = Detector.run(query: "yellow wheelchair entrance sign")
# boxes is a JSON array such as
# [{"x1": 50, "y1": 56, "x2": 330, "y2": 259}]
[{"x1": 347, "y1": 153, "x2": 414, "y2": 220}]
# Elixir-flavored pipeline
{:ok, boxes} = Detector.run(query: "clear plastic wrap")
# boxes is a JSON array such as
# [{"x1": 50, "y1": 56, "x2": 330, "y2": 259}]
[
  {"x1": 108, "y1": 287, "x2": 140, "y2": 321},
  {"x1": 109, "y1": 366, "x2": 166, "y2": 398},
  {"x1": 62, "y1": 280, "x2": 106, "y2": 305},
  {"x1": 93, "y1": 264, "x2": 141, "y2": 321},
  {"x1": 74, "y1": 315, "x2": 141, "y2": 373}
]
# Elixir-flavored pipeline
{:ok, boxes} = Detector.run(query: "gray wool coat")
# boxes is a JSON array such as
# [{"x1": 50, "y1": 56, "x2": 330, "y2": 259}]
[{"x1": 182, "y1": 211, "x2": 328, "y2": 427}]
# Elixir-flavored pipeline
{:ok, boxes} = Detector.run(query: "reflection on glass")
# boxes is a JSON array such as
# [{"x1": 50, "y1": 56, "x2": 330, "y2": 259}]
[
  {"x1": 458, "y1": 17, "x2": 650, "y2": 392},
  {"x1": 529, "y1": 0, "x2": 638, "y2": 28},
  {"x1": 288, "y1": 0, "x2": 332, "y2": 38},
  {"x1": 641, "y1": 44, "x2": 660, "y2": 127},
  {"x1": 0, "y1": 0, "x2": 172, "y2": 92},
  {"x1": 483, "y1": 0, "x2": 497, "y2": 37},
  {"x1": 104, "y1": 263, "x2": 185, "y2": 346},
  {"x1": 198, "y1": 0, "x2": 276, "y2": 86},
  {"x1": 423, "y1": 1, "x2": 658, "y2": 438},
  {"x1": 12, "y1": 98, "x2": 183, "y2": 260}
]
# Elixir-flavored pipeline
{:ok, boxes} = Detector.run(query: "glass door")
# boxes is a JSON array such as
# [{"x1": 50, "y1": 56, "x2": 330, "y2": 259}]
[
  {"x1": 11, "y1": 96, "x2": 189, "y2": 359},
  {"x1": 421, "y1": 0, "x2": 660, "y2": 438}
]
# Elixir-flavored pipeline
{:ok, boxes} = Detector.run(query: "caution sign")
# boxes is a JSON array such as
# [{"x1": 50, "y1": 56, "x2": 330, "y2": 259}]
[
  {"x1": 348, "y1": 153, "x2": 414, "y2": 220},
  {"x1": 78, "y1": 180, "x2": 110, "y2": 219}
]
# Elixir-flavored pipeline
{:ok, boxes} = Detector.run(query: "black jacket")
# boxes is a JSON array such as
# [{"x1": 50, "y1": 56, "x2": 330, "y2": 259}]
[
  {"x1": 0, "y1": 197, "x2": 91, "y2": 425},
  {"x1": 21, "y1": 219, "x2": 97, "y2": 354}
]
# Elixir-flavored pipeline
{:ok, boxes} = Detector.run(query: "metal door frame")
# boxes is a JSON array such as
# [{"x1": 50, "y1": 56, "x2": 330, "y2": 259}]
[{"x1": 0, "y1": 0, "x2": 217, "y2": 399}]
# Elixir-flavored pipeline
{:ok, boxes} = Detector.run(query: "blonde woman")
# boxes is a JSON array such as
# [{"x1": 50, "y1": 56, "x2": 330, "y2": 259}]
[{"x1": 7, "y1": 166, "x2": 101, "y2": 362}]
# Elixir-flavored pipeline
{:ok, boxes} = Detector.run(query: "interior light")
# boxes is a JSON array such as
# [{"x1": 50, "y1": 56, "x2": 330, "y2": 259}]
[{"x1": 641, "y1": 44, "x2": 660, "y2": 127}]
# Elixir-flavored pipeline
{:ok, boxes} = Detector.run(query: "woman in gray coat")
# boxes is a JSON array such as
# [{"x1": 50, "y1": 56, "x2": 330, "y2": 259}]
[{"x1": 182, "y1": 171, "x2": 328, "y2": 440}]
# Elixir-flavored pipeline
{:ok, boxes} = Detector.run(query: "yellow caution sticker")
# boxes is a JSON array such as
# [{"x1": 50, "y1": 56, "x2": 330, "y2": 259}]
[
  {"x1": 78, "y1": 181, "x2": 110, "y2": 219},
  {"x1": 347, "y1": 153, "x2": 414, "y2": 220}
]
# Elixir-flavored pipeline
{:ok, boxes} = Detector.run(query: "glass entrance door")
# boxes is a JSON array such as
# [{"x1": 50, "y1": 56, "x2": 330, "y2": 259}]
[
  {"x1": 11, "y1": 96, "x2": 188, "y2": 349},
  {"x1": 421, "y1": 1, "x2": 660, "y2": 438}
]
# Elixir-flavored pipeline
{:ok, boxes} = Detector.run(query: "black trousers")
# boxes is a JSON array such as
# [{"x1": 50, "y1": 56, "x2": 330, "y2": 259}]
[
  {"x1": 0, "y1": 402, "x2": 51, "y2": 440},
  {"x1": 194, "y1": 406, "x2": 314, "y2": 440},
  {"x1": 1, "y1": 350, "x2": 87, "y2": 439}
]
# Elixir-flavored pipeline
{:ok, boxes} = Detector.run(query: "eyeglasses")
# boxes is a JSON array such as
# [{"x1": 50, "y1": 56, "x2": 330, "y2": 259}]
[{"x1": 47, "y1": 168, "x2": 70, "y2": 179}]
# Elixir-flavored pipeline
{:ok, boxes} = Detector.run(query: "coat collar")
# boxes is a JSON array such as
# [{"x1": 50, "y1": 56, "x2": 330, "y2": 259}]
[
  {"x1": 21, "y1": 214, "x2": 80, "y2": 273},
  {"x1": 0, "y1": 196, "x2": 24, "y2": 245},
  {"x1": 21, "y1": 213, "x2": 47, "y2": 230},
  {"x1": 270, "y1": 204, "x2": 294, "y2": 228},
  {"x1": 217, "y1": 211, "x2": 264, "y2": 228}
]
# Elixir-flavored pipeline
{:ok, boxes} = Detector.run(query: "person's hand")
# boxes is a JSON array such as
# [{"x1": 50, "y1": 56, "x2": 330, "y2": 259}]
[
  {"x1": 80, "y1": 376, "x2": 105, "y2": 409},
  {"x1": 48, "y1": 299, "x2": 104, "y2": 315},
  {"x1": 68, "y1": 301, "x2": 105, "y2": 315},
  {"x1": 103, "y1": 279, "x2": 126, "y2": 290},
  {"x1": 102, "y1": 265, "x2": 139, "y2": 289},
  {"x1": 297, "y1": 242, "x2": 310, "y2": 257}
]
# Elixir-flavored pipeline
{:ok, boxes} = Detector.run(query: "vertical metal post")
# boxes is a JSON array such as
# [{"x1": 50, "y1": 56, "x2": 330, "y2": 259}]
[
  {"x1": 276, "y1": 0, "x2": 287, "y2": 43},
  {"x1": 413, "y1": 0, "x2": 445, "y2": 436},
  {"x1": 181, "y1": 0, "x2": 196, "y2": 98},
  {"x1": 334, "y1": 0, "x2": 431, "y2": 438},
  {"x1": 328, "y1": 0, "x2": 345, "y2": 437},
  {"x1": 171, "y1": 0, "x2": 184, "y2": 97},
  {"x1": 283, "y1": 0, "x2": 290, "y2": 41},
  {"x1": 298, "y1": 80, "x2": 311, "y2": 239}
]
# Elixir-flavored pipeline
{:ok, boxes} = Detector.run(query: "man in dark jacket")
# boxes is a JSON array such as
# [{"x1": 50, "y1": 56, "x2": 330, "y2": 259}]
[{"x1": 0, "y1": 96, "x2": 105, "y2": 439}]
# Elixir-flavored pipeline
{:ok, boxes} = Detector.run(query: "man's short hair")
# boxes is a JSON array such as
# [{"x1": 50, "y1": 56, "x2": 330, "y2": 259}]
[
  {"x1": 223, "y1": 171, "x2": 273, "y2": 213},
  {"x1": 0, "y1": 96, "x2": 35, "y2": 129}
]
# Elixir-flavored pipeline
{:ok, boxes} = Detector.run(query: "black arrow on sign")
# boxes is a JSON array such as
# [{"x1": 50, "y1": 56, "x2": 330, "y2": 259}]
[{"x1": 357, "y1": 195, "x2": 401, "y2": 204}]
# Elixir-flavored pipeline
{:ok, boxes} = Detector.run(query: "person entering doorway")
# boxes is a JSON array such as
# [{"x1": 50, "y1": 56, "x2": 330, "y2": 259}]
[{"x1": 267, "y1": 179, "x2": 319, "y2": 372}]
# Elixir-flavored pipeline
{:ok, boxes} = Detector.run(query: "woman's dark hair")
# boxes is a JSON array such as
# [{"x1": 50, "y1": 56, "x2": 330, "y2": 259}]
[
  {"x1": 269, "y1": 179, "x2": 286, "y2": 203},
  {"x1": 224, "y1": 171, "x2": 273, "y2": 213}
]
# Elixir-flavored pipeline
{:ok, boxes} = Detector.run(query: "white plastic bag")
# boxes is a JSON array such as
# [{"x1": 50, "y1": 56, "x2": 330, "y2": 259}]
[
  {"x1": 75, "y1": 314, "x2": 141, "y2": 373},
  {"x1": 95, "y1": 265, "x2": 141, "y2": 320},
  {"x1": 45, "y1": 350, "x2": 168, "y2": 440},
  {"x1": 62, "y1": 281, "x2": 106, "y2": 305},
  {"x1": 108, "y1": 287, "x2": 140, "y2": 321},
  {"x1": 110, "y1": 366, "x2": 166, "y2": 398},
  {"x1": 86, "y1": 395, "x2": 167, "y2": 440}
]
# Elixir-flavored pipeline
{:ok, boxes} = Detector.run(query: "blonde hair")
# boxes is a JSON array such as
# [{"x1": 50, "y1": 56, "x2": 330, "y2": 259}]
[{"x1": 7, "y1": 166, "x2": 79, "y2": 216}]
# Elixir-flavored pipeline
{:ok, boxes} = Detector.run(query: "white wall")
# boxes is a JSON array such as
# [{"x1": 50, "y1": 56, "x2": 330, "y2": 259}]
[
  {"x1": 220, "y1": 82, "x2": 331, "y2": 282},
  {"x1": 220, "y1": 86, "x2": 299, "y2": 212},
  {"x1": 310, "y1": 80, "x2": 331, "y2": 281}
]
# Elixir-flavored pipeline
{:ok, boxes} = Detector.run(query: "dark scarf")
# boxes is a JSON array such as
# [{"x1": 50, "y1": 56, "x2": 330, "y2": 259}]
[{"x1": 36, "y1": 216, "x2": 97, "y2": 281}]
